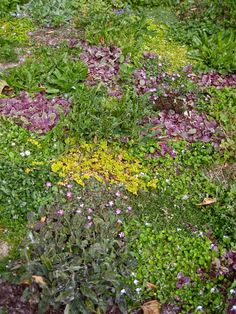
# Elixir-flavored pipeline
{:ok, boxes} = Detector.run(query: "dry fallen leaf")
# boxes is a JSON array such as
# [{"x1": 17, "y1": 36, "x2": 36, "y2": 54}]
[
  {"x1": 147, "y1": 282, "x2": 158, "y2": 289},
  {"x1": 197, "y1": 197, "x2": 217, "y2": 206},
  {"x1": 40, "y1": 216, "x2": 47, "y2": 222},
  {"x1": 141, "y1": 300, "x2": 160, "y2": 314},
  {"x1": 0, "y1": 80, "x2": 13, "y2": 95},
  {"x1": 99, "y1": 37, "x2": 105, "y2": 45},
  {"x1": 20, "y1": 279, "x2": 30, "y2": 285},
  {"x1": 118, "y1": 154, "x2": 123, "y2": 161},
  {"x1": 32, "y1": 275, "x2": 47, "y2": 286}
]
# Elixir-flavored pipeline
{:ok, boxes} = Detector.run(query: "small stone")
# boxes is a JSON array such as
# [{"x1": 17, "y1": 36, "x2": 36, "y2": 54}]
[{"x1": 0, "y1": 241, "x2": 9, "y2": 257}]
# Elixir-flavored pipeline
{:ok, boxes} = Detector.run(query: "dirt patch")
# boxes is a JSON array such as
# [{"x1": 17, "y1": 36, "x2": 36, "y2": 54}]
[
  {"x1": 0, "y1": 280, "x2": 63, "y2": 314},
  {"x1": 29, "y1": 25, "x2": 82, "y2": 47}
]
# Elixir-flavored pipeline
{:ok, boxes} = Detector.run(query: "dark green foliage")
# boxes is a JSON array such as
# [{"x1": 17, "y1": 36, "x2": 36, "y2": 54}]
[
  {"x1": 20, "y1": 0, "x2": 78, "y2": 26},
  {"x1": 66, "y1": 85, "x2": 149, "y2": 140},
  {"x1": 0, "y1": 38, "x2": 18, "y2": 63},
  {"x1": 20, "y1": 182, "x2": 133, "y2": 313},
  {"x1": 0, "y1": 0, "x2": 28, "y2": 18}
]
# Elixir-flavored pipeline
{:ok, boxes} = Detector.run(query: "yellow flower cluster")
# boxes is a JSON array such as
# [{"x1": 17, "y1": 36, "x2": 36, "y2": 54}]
[
  {"x1": 51, "y1": 141, "x2": 157, "y2": 194},
  {"x1": 27, "y1": 138, "x2": 41, "y2": 148},
  {"x1": 144, "y1": 19, "x2": 190, "y2": 72}
]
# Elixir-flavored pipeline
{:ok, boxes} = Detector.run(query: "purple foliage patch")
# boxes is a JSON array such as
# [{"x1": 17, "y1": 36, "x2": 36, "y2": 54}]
[
  {"x1": 149, "y1": 109, "x2": 223, "y2": 146},
  {"x1": 0, "y1": 92, "x2": 70, "y2": 134},
  {"x1": 176, "y1": 272, "x2": 191, "y2": 289},
  {"x1": 133, "y1": 54, "x2": 198, "y2": 112},
  {"x1": 79, "y1": 41, "x2": 123, "y2": 97},
  {"x1": 197, "y1": 72, "x2": 236, "y2": 89}
]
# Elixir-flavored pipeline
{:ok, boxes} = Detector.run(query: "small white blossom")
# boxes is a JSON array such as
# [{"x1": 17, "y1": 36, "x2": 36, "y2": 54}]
[
  {"x1": 11, "y1": 142, "x2": 16, "y2": 146},
  {"x1": 136, "y1": 288, "x2": 142, "y2": 294},
  {"x1": 20, "y1": 151, "x2": 25, "y2": 157},
  {"x1": 231, "y1": 305, "x2": 236, "y2": 311},
  {"x1": 120, "y1": 289, "x2": 126, "y2": 295},
  {"x1": 196, "y1": 306, "x2": 203, "y2": 311},
  {"x1": 210, "y1": 287, "x2": 216, "y2": 293},
  {"x1": 133, "y1": 279, "x2": 139, "y2": 285},
  {"x1": 131, "y1": 272, "x2": 136, "y2": 277},
  {"x1": 24, "y1": 150, "x2": 31, "y2": 156},
  {"x1": 230, "y1": 289, "x2": 235, "y2": 294}
]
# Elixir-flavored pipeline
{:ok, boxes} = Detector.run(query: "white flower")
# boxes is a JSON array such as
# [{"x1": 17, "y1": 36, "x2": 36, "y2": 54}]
[
  {"x1": 131, "y1": 272, "x2": 136, "y2": 277},
  {"x1": 230, "y1": 289, "x2": 235, "y2": 294},
  {"x1": 24, "y1": 150, "x2": 31, "y2": 156},
  {"x1": 11, "y1": 142, "x2": 16, "y2": 146},
  {"x1": 20, "y1": 151, "x2": 25, "y2": 157},
  {"x1": 210, "y1": 287, "x2": 216, "y2": 293},
  {"x1": 182, "y1": 194, "x2": 189, "y2": 200},
  {"x1": 120, "y1": 289, "x2": 126, "y2": 295},
  {"x1": 109, "y1": 201, "x2": 114, "y2": 206},
  {"x1": 133, "y1": 279, "x2": 139, "y2": 285},
  {"x1": 196, "y1": 306, "x2": 203, "y2": 311},
  {"x1": 231, "y1": 305, "x2": 236, "y2": 311},
  {"x1": 136, "y1": 288, "x2": 141, "y2": 294}
]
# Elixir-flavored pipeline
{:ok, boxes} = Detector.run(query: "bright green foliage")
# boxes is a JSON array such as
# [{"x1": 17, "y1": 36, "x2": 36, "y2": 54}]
[
  {"x1": 189, "y1": 29, "x2": 236, "y2": 73},
  {"x1": 143, "y1": 20, "x2": 190, "y2": 72},
  {"x1": 3, "y1": 47, "x2": 87, "y2": 94},
  {"x1": 0, "y1": 18, "x2": 34, "y2": 43},
  {"x1": 127, "y1": 226, "x2": 226, "y2": 313}
]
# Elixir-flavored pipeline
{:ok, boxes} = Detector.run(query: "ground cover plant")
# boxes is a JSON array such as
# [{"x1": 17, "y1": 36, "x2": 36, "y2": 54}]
[{"x1": 0, "y1": 0, "x2": 236, "y2": 313}]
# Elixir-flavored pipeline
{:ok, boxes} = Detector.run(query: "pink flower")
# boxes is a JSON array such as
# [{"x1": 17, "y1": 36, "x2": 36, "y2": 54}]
[
  {"x1": 67, "y1": 184, "x2": 73, "y2": 189},
  {"x1": 66, "y1": 191, "x2": 72, "y2": 199},
  {"x1": 87, "y1": 208, "x2": 93, "y2": 213},
  {"x1": 87, "y1": 216, "x2": 92, "y2": 220},
  {"x1": 45, "y1": 181, "x2": 52, "y2": 187},
  {"x1": 80, "y1": 203, "x2": 84, "y2": 208},
  {"x1": 86, "y1": 221, "x2": 93, "y2": 228},
  {"x1": 115, "y1": 191, "x2": 121, "y2": 197},
  {"x1": 116, "y1": 209, "x2": 122, "y2": 215},
  {"x1": 127, "y1": 206, "x2": 132, "y2": 212},
  {"x1": 57, "y1": 209, "x2": 64, "y2": 216},
  {"x1": 119, "y1": 232, "x2": 125, "y2": 238},
  {"x1": 76, "y1": 209, "x2": 82, "y2": 214}
]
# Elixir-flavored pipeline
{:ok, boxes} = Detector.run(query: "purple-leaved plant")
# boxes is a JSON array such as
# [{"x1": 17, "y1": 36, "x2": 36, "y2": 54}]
[
  {"x1": 0, "y1": 92, "x2": 70, "y2": 133},
  {"x1": 79, "y1": 41, "x2": 123, "y2": 97}
]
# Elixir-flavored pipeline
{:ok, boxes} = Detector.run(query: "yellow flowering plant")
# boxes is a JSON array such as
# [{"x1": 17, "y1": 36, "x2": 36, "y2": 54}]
[{"x1": 51, "y1": 141, "x2": 158, "y2": 194}]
